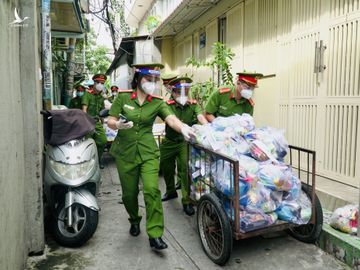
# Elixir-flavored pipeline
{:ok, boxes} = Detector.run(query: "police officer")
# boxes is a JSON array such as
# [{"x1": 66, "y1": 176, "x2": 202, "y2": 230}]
[
  {"x1": 109, "y1": 85, "x2": 119, "y2": 102},
  {"x1": 69, "y1": 84, "x2": 86, "y2": 109},
  {"x1": 160, "y1": 77, "x2": 208, "y2": 216},
  {"x1": 81, "y1": 74, "x2": 108, "y2": 169},
  {"x1": 161, "y1": 73, "x2": 178, "y2": 94},
  {"x1": 107, "y1": 63, "x2": 195, "y2": 251},
  {"x1": 205, "y1": 72, "x2": 263, "y2": 122}
]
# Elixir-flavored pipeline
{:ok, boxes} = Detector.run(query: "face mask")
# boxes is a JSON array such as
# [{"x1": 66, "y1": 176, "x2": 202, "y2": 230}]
[
  {"x1": 175, "y1": 96, "x2": 188, "y2": 106},
  {"x1": 76, "y1": 92, "x2": 84, "y2": 97},
  {"x1": 95, "y1": 83, "x2": 105, "y2": 92},
  {"x1": 141, "y1": 82, "x2": 159, "y2": 95},
  {"x1": 112, "y1": 92, "x2": 118, "y2": 97},
  {"x1": 241, "y1": 89, "x2": 253, "y2": 99}
]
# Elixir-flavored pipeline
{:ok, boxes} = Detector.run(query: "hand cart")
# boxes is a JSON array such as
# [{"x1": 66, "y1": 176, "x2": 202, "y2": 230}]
[{"x1": 188, "y1": 143, "x2": 323, "y2": 266}]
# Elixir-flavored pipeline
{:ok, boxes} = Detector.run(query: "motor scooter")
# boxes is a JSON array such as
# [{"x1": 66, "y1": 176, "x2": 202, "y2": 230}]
[{"x1": 41, "y1": 109, "x2": 101, "y2": 247}]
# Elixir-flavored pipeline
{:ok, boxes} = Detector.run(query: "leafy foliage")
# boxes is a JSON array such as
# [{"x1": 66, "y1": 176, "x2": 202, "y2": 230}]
[
  {"x1": 185, "y1": 42, "x2": 235, "y2": 109},
  {"x1": 144, "y1": 15, "x2": 161, "y2": 34},
  {"x1": 85, "y1": 45, "x2": 112, "y2": 75}
]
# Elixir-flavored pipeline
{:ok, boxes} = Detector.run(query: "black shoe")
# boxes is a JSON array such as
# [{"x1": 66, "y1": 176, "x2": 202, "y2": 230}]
[
  {"x1": 175, "y1": 182, "x2": 181, "y2": 190},
  {"x1": 129, "y1": 224, "x2": 140, "y2": 236},
  {"x1": 99, "y1": 163, "x2": 105, "y2": 169},
  {"x1": 161, "y1": 192, "x2": 178, "y2": 202},
  {"x1": 149, "y1": 237, "x2": 168, "y2": 250},
  {"x1": 183, "y1": 204, "x2": 195, "y2": 216}
]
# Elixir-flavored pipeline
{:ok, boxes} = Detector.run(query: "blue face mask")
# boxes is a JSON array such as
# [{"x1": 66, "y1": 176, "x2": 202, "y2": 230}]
[{"x1": 76, "y1": 91, "x2": 84, "y2": 97}]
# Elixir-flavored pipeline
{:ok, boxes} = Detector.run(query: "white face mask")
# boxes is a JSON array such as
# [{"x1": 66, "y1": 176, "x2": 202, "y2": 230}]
[
  {"x1": 95, "y1": 83, "x2": 105, "y2": 92},
  {"x1": 141, "y1": 82, "x2": 159, "y2": 95},
  {"x1": 76, "y1": 91, "x2": 84, "y2": 97},
  {"x1": 241, "y1": 89, "x2": 253, "y2": 99},
  {"x1": 175, "y1": 96, "x2": 188, "y2": 106}
]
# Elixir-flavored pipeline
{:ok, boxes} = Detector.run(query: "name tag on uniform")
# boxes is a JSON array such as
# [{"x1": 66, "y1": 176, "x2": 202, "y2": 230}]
[
  {"x1": 124, "y1": 104, "x2": 135, "y2": 110},
  {"x1": 220, "y1": 106, "x2": 227, "y2": 111}
]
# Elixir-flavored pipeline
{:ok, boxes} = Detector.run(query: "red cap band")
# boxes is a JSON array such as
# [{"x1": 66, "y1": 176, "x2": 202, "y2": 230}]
[{"x1": 238, "y1": 75, "x2": 257, "y2": 85}]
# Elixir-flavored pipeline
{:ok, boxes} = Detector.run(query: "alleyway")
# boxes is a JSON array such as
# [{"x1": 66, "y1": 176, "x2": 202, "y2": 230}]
[{"x1": 27, "y1": 153, "x2": 348, "y2": 270}]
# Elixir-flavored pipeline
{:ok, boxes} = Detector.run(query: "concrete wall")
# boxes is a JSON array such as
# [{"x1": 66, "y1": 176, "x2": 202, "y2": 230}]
[{"x1": 0, "y1": 0, "x2": 44, "y2": 269}]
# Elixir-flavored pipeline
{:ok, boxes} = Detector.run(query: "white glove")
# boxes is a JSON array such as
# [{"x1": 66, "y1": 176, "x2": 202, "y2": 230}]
[
  {"x1": 115, "y1": 119, "x2": 133, "y2": 130},
  {"x1": 181, "y1": 124, "x2": 195, "y2": 141}
]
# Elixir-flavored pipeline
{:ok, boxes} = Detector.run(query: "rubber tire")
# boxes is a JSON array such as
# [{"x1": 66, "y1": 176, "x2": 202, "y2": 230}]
[
  {"x1": 52, "y1": 203, "x2": 99, "y2": 247},
  {"x1": 288, "y1": 184, "x2": 323, "y2": 243},
  {"x1": 197, "y1": 193, "x2": 232, "y2": 266}
]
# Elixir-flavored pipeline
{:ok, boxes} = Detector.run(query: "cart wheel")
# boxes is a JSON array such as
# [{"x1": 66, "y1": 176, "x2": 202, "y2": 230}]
[
  {"x1": 288, "y1": 184, "x2": 323, "y2": 243},
  {"x1": 197, "y1": 193, "x2": 232, "y2": 266}
]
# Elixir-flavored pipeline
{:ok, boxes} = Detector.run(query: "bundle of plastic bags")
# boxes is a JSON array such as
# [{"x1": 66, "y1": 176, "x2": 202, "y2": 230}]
[
  {"x1": 330, "y1": 205, "x2": 358, "y2": 234},
  {"x1": 190, "y1": 114, "x2": 312, "y2": 232}
]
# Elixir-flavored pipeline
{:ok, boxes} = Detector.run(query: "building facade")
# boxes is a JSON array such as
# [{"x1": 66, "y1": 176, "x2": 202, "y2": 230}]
[{"x1": 124, "y1": 0, "x2": 360, "y2": 189}]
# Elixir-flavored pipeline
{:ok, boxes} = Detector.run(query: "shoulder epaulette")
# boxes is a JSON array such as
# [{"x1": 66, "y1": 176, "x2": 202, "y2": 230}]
[
  {"x1": 167, "y1": 100, "x2": 176, "y2": 105},
  {"x1": 219, "y1": 88, "x2": 231, "y2": 94},
  {"x1": 118, "y1": 89, "x2": 133, "y2": 93},
  {"x1": 151, "y1": 95, "x2": 163, "y2": 100},
  {"x1": 187, "y1": 99, "x2": 197, "y2": 104}
]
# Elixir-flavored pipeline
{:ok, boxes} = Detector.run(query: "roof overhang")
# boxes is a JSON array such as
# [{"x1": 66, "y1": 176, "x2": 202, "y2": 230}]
[
  {"x1": 50, "y1": 0, "x2": 85, "y2": 36},
  {"x1": 106, "y1": 35, "x2": 149, "y2": 75},
  {"x1": 125, "y1": 0, "x2": 155, "y2": 27},
  {"x1": 153, "y1": 0, "x2": 221, "y2": 37}
]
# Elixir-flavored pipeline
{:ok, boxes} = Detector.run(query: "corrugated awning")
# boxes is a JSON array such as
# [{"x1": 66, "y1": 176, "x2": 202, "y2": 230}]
[
  {"x1": 153, "y1": 0, "x2": 221, "y2": 37},
  {"x1": 50, "y1": 0, "x2": 85, "y2": 37},
  {"x1": 106, "y1": 35, "x2": 149, "y2": 75}
]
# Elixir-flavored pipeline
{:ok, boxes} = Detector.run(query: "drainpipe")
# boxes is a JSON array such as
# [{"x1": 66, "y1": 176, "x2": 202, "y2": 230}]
[
  {"x1": 64, "y1": 38, "x2": 77, "y2": 107},
  {"x1": 41, "y1": 0, "x2": 53, "y2": 110}
]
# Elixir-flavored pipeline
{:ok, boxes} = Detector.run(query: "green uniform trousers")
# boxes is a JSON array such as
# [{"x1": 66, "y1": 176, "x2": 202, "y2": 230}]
[
  {"x1": 94, "y1": 121, "x2": 107, "y2": 161},
  {"x1": 115, "y1": 155, "x2": 164, "y2": 238},
  {"x1": 160, "y1": 138, "x2": 190, "y2": 204}
]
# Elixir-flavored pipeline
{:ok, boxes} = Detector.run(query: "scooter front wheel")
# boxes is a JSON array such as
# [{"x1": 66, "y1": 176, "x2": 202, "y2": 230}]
[{"x1": 52, "y1": 203, "x2": 98, "y2": 247}]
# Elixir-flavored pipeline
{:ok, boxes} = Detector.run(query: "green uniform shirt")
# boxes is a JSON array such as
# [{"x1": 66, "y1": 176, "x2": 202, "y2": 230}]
[
  {"x1": 165, "y1": 99, "x2": 202, "y2": 142},
  {"x1": 69, "y1": 97, "x2": 82, "y2": 109},
  {"x1": 205, "y1": 85, "x2": 254, "y2": 117},
  {"x1": 109, "y1": 91, "x2": 173, "y2": 161},
  {"x1": 81, "y1": 91, "x2": 104, "y2": 117}
]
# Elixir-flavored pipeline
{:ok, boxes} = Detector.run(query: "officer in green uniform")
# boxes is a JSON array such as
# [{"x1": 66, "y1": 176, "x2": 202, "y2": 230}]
[
  {"x1": 205, "y1": 72, "x2": 263, "y2": 122},
  {"x1": 161, "y1": 73, "x2": 178, "y2": 96},
  {"x1": 160, "y1": 77, "x2": 208, "y2": 216},
  {"x1": 108, "y1": 85, "x2": 119, "y2": 103},
  {"x1": 69, "y1": 85, "x2": 86, "y2": 109},
  {"x1": 107, "y1": 63, "x2": 195, "y2": 251},
  {"x1": 81, "y1": 74, "x2": 108, "y2": 169}
]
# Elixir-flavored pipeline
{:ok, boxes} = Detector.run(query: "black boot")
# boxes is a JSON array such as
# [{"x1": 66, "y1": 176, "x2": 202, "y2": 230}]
[
  {"x1": 99, "y1": 159, "x2": 105, "y2": 169},
  {"x1": 129, "y1": 224, "x2": 140, "y2": 236},
  {"x1": 161, "y1": 192, "x2": 178, "y2": 201},
  {"x1": 149, "y1": 237, "x2": 168, "y2": 250},
  {"x1": 183, "y1": 204, "x2": 195, "y2": 216}
]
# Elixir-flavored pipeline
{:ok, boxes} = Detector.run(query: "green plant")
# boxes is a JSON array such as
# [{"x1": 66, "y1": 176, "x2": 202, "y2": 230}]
[
  {"x1": 185, "y1": 42, "x2": 235, "y2": 109},
  {"x1": 144, "y1": 15, "x2": 161, "y2": 34}
]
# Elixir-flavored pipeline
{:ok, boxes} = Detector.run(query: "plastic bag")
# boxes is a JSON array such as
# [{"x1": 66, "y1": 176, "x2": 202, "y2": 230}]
[
  {"x1": 212, "y1": 160, "x2": 251, "y2": 198},
  {"x1": 330, "y1": 205, "x2": 358, "y2": 234},
  {"x1": 276, "y1": 190, "x2": 312, "y2": 224},
  {"x1": 239, "y1": 207, "x2": 278, "y2": 232},
  {"x1": 244, "y1": 127, "x2": 289, "y2": 161},
  {"x1": 241, "y1": 182, "x2": 282, "y2": 213}
]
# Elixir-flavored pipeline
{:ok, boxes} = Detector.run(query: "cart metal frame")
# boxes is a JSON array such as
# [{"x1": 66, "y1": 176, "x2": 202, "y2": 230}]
[{"x1": 188, "y1": 143, "x2": 319, "y2": 241}]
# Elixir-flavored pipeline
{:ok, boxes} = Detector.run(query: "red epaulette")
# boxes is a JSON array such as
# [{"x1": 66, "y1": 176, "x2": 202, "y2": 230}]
[
  {"x1": 151, "y1": 95, "x2": 163, "y2": 100},
  {"x1": 248, "y1": 98, "x2": 255, "y2": 107},
  {"x1": 219, "y1": 88, "x2": 231, "y2": 94},
  {"x1": 167, "y1": 100, "x2": 176, "y2": 105},
  {"x1": 187, "y1": 99, "x2": 197, "y2": 104},
  {"x1": 118, "y1": 89, "x2": 133, "y2": 93}
]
